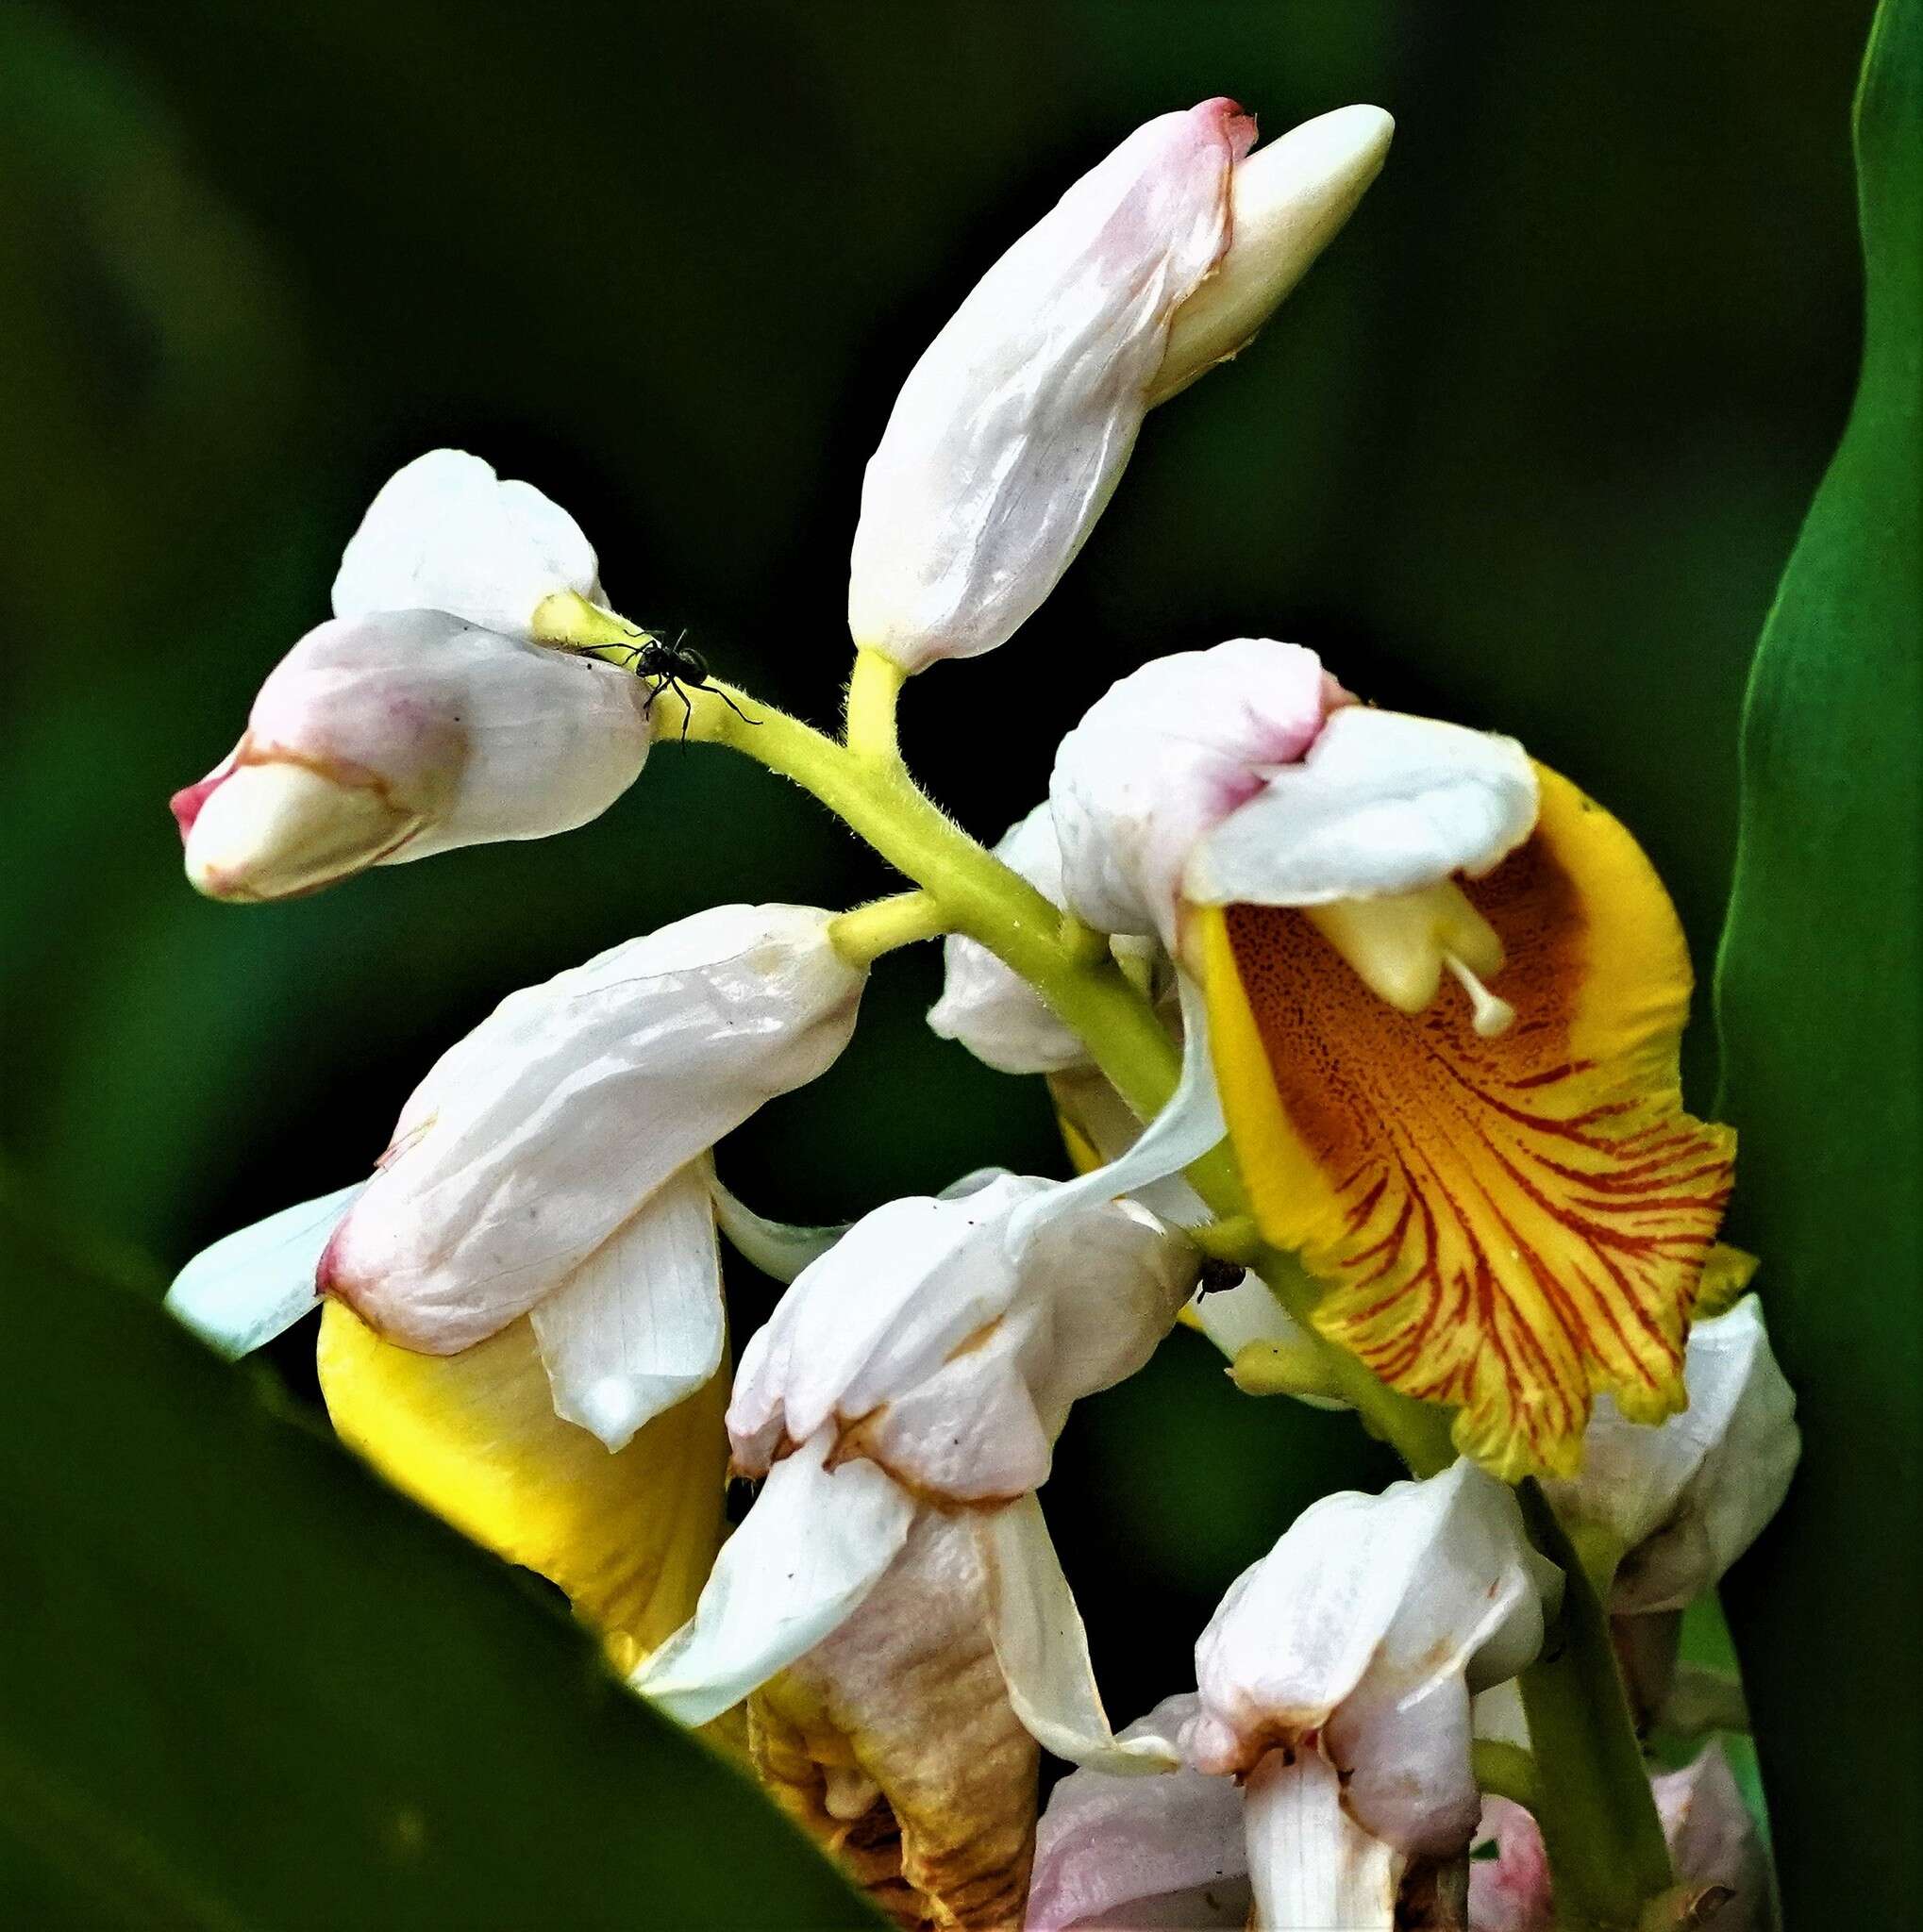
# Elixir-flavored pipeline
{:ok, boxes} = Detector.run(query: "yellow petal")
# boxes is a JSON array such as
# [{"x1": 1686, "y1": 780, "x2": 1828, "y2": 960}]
[
  {"x1": 1201, "y1": 761, "x2": 1736, "y2": 1480},
  {"x1": 316, "y1": 1301, "x2": 727, "y2": 1672},
  {"x1": 749, "y1": 1513, "x2": 1037, "y2": 1932}
]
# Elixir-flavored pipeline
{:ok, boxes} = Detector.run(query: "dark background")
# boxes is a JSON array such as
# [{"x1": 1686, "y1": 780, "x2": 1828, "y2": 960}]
[{"x1": 1, "y1": 2, "x2": 1872, "y2": 1744}]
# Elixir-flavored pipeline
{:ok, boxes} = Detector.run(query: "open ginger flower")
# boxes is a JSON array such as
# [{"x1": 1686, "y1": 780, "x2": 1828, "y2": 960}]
[
  {"x1": 165, "y1": 904, "x2": 868, "y2": 1666},
  {"x1": 1049, "y1": 637, "x2": 1738, "y2": 1480}
]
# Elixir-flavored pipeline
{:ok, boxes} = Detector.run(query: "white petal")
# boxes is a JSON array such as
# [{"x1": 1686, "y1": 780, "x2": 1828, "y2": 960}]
[
  {"x1": 730, "y1": 1179, "x2": 1036, "y2": 1470},
  {"x1": 928, "y1": 806, "x2": 1090, "y2": 1074},
  {"x1": 192, "y1": 611, "x2": 652, "y2": 898},
  {"x1": 1021, "y1": 1197, "x2": 1201, "y2": 1432},
  {"x1": 166, "y1": 1183, "x2": 364, "y2": 1357},
  {"x1": 857, "y1": 1321, "x2": 1057, "y2": 1502},
  {"x1": 1653, "y1": 1743, "x2": 1771, "y2": 1927},
  {"x1": 332, "y1": 449, "x2": 600, "y2": 637},
  {"x1": 1186, "y1": 1461, "x2": 1558, "y2": 1856},
  {"x1": 1152, "y1": 105, "x2": 1396, "y2": 404},
  {"x1": 977, "y1": 1494, "x2": 1178, "y2": 1773},
  {"x1": 1184, "y1": 707, "x2": 1539, "y2": 908},
  {"x1": 1006, "y1": 973, "x2": 1224, "y2": 1248},
  {"x1": 729, "y1": 1173, "x2": 1190, "y2": 1501},
  {"x1": 323, "y1": 905, "x2": 865, "y2": 1353},
  {"x1": 1028, "y1": 1694, "x2": 1249, "y2": 1932},
  {"x1": 848, "y1": 103, "x2": 1249, "y2": 670},
  {"x1": 1471, "y1": 1680, "x2": 1531, "y2": 1751},
  {"x1": 707, "y1": 1171, "x2": 849, "y2": 1284},
  {"x1": 530, "y1": 1163, "x2": 726, "y2": 1451},
  {"x1": 179, "y1": 761, "x2": 423, "y2": 903},
  {"x1": 1185, "y1": 1269, "x2": 1303, "y2": 1358},
  {"x1": 1051, "y1": 639, "x2": 1337, "y2": 941},
  {"x1": 1243, "y1": 1751, "x2": 1402, "y2": 1932},
  {"x1": 632, "y1": 1431, "x2": 917, "y2": 1726},
  {"x1": 1552, "y1": 1297, "x2": 1799, "y2": 1614}
]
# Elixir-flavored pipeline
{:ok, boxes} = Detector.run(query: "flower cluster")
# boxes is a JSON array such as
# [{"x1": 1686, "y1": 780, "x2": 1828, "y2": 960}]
[{"x1": 168, "y1": 93, "x2": 1797, "y2": 1931}]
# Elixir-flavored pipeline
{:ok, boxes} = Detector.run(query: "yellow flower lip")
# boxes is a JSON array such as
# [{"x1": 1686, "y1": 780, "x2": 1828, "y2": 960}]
[
  {"x1": 316, "y1": 1303, "x2": 727, "y2": 1673},
  {"x1": 1200, "y1": 761, "x2": 1737, "y2": 1480}
]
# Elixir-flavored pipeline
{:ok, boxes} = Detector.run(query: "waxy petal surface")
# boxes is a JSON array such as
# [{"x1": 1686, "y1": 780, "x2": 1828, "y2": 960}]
[
  {"x1": 166, "y1": 1181, "x2": 362, "y2": 1357},
  {"x1": 1202, "y1": 763, "x2": 1736, "y2": 1479},
  {"x1": 729, "y1": 1174, "x2": 1192, "y2": 1503},
  {"x1": 1186, "y1": 1461, "x2": 1555, "y2": 1857},
  {"x1": 1027, "y1": 1694, "x2": 1248, "y2": 1932},
  {"x1": 978, "y1": 1495, "x2": 1179, "y2": 1774},
  {"x1": 635, "y1": 1431, "x2": 917, "y2": 1726},
  {"x1": 1050, "y1": 637, "x2": 1338, "y2": 942},
  {"x1": 324, "y1": 905, "x2": 864, "y2": 1353},
  {"x1": 1546, "y1": 1295, "x2": 1798, "y2": 1611},
  {"x1": 849, "y1": 102, "x2": 1250, "y2": 671},
  {"x1": 529, "y1": 1161, "x2": 727, "y2": 1452},
  {"x1": 928, "y1": 806, "x2": 1089, "y2": 1074},
  {"x1": 332, "y1": 448, "x2": 601, "y2": 637},
  {"x1": 317, "y1": 1302, "x2": 727, "y2": 1673},
  {"x1": 1183, "y1": 707, "x2": 1537, "y2": 909}
]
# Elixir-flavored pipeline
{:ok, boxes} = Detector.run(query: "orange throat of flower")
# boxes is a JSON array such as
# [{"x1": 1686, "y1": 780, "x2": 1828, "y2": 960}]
[{"x1": 1199, "y1": 762, "x2": 1737, "y2": 1480}]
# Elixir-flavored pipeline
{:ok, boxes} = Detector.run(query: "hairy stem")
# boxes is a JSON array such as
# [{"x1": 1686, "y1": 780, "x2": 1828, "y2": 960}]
[
  {"x1": 844, "y1": 648, "x2": 908, "y2": 766},
  {"x1": 828, "y1": 891, "x2": 947, "y2": 968}
]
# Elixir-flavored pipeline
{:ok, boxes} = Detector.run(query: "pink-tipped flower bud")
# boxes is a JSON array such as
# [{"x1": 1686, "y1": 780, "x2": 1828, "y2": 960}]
[
  {"x1": 848, "y1": 101, "x2": 1391, "y2": 673},
  {"x1": 173, "y1": 611, "x2": 652, "y2": 901}
]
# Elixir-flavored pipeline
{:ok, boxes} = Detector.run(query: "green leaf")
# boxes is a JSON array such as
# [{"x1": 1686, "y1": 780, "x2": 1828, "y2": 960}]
[
  {"x1": 1713, "y1": 0, "x2": 1921, "y2": 1919},
  {"x1": 0, "y1": 1190, "x2": 883, "y2": 1929}
]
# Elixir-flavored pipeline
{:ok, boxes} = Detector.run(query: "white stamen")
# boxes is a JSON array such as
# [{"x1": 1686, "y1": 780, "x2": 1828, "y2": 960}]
[{"x1": 1446, "y1": 953, "x2": 1514, "y2": 1038}]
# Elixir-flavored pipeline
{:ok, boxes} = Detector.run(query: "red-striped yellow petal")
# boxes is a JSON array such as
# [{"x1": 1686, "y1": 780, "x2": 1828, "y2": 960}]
[
  {"x1": 1200, "y1": 762, "x2": 1735, "y2": 1479},
  {"x1": 316, "y1": 1301, "x2": 727, "y2": 1672}
]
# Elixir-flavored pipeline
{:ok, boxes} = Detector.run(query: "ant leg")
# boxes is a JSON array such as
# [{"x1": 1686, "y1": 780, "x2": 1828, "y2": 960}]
[{"x1": 708, "y1": 685, "x2": 761, "y2": 727}]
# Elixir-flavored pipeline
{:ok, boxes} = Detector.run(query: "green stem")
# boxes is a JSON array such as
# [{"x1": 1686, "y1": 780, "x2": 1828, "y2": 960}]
[
  {"x1": 828, "y1": 891, "x2": 947, "y2": 968},
  {"x1": 844, "y1": 648, "x2": 908, "y2": 766},
  {"x1": 1515, "y1": 1484, "x2": 1673, "y2": 1931}
]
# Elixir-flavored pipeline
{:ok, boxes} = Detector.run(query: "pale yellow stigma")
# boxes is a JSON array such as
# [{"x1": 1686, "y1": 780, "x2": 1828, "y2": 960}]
[
  {"x1": 1304, "y1": 879, "x2": 1513, "y2": 1031},
  {"x1": 1445, "y1": 952, "x2": 1515, "y2": 1037}
]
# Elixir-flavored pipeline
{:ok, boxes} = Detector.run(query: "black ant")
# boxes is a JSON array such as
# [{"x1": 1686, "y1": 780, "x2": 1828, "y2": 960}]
[{"x1": 599, "y1": 628, "x2": 758, "y2": 741}]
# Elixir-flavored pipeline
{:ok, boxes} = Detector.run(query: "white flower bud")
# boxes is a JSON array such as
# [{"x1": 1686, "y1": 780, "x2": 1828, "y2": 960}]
[
  {"x1": 848, "y1": 99, "x2": 1251, "y2": 672},
  {"x1": 1185, "y1": 1461, "x2": 1560, "y2": 1857},
  {"x1": 728, "y1": 1173, "x2": 1196, "y2": 1501},
  {"x1": 1149, "y1": 106, "x2": 1395, "y2": 404},
  {"x1": 1545, "y1": 1296, "x2": 1799, "y2": 1613},
  {"x1": 926, "y1": 805, "x2": 1089, "y2": 1074},
  {"x1": 332, "y1": 448, "x2": 602, "y2": 638},
  {"x1": 173, "y1": 611, "x2": 652, "y2": 902},
  {"x1": 849, "y1": 100, "x2": 1392, "y2": 674},
  {"x1": 320, "y1": 904, "x2": 865, "y2": 1361}
]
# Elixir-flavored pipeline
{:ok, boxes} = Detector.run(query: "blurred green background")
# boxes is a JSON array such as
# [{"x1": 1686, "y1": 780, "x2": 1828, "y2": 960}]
[{"x1": 1, "y1": 0, "x2": 1873, "y2": 1807}]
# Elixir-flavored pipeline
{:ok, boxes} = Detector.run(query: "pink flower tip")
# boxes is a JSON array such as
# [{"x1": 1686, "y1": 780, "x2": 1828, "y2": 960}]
[{"x1": 169, "y1": 769, "x2": 228, "y2": 841}]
